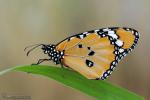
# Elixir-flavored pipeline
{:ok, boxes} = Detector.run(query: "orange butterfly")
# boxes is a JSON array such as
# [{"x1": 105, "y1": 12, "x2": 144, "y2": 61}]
[{"x1": 25, "y1": 27, "x2": 140, "y2": 80}]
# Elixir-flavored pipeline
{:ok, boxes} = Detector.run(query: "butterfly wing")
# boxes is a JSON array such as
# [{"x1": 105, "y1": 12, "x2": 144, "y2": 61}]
[{"x1": 56, "y1": 27, "x2": 140, "y2": 80}]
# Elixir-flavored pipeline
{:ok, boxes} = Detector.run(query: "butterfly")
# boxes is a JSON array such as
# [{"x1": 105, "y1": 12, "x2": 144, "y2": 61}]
[{"x1": 25, "y1": 27, "x2": 140, "y2": 80}]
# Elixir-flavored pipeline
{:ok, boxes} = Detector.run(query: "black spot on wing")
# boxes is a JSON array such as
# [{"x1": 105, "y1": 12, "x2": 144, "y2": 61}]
[
  {"x1": 85, "y1": 59, "x2": 94, "y2": 67},
  {"x1": 88, "y1": 51, "x2": 95, "y2": 56},
  {"x1": 76, "y1": 34, "x2": 86, "y2": 39},
  {"x1": 67, "y1": 38, "x2": 71, "y2": 41},
  {"x1": 87, "y1": 47, "x2": 91, "y2": 50},
  {"x1": 88, "y1": 30, "x2": 94, "y2": 33},
  {"x1": 78, "y1": 44, "x2": 83, "y2": 48}
]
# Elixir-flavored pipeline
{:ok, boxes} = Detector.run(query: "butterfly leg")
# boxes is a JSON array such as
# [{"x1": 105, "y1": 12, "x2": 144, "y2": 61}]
[
  {"x1": 32, "y1": 59, "x2": 51, "y2": 65},
  {"x1": 27, "y1": 59, "x2": 50, "y2": 74},
  {"x1": 59, "y1": 59, "x2": 64, "y2": 68}
]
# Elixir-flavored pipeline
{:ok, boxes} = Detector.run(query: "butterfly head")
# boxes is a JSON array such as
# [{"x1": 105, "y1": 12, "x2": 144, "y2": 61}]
[{"x1": 25, "y1": 44, "x2": 64, "y2": 64}]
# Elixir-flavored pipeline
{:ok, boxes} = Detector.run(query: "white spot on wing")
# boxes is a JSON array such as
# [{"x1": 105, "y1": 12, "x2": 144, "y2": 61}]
[
  {"x1": 70, "y1": 37, "x2": 75, "y2": 40},
  {"x1": 119, "y1": 48, "x2": 124, "y2": 53},
  {"x1": 108, "y1": 31, "x2": 118, "y2": 39},
  {"x1": 83, "y1": 32, "x2": 88, "y2": 34},
  {"x1": 115, "y1": 39, "x2": 123, "y2": 47},
  {"x1": 79, "y1": 35, "x2": 84, "y2": 39},
  {"x1": 108, "y1": 31, "x2": 115, "y2": 34},
  {"x1": 94, "y1": 30, "x2": 99, "y2": 32},
  {"x1": 103, "y1": 28, "x2": 110, "y2": 31},
  {"x1": 135, "y1": 32, "x2": 139, "y2": 36}
]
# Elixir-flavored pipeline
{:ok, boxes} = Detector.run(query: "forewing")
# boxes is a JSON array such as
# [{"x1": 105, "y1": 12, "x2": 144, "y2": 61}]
[{"x1": 56, "y1": 27, "x2": 140, "y2": 80}]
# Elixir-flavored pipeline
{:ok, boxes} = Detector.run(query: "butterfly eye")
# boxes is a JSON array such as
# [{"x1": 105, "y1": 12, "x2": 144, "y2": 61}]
[
  {"x1": 44, "y1": 50, "x2": 48, "y2": 54},
  {"x1": 41, "y1": 45, "x2": 46, "y2": 50},
  {"x1": 41, "y1": 45, "x2": 49, "y2": 54}
]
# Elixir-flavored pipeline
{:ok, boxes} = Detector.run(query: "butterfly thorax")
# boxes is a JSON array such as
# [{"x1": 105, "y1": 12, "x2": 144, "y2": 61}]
[{"x1": 42, "y1": 44, "x2": 64, "y2": 64}]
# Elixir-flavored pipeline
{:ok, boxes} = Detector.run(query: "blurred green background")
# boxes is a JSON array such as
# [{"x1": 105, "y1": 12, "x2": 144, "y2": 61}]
[{"x1": 0, "y1": 0, "x2": 149, "y2": 100}]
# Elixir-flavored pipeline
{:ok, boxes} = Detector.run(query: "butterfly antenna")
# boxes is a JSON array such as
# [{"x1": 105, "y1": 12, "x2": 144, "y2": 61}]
[{"x1": 24, "y1": 44, "x2": 44, "y2": 56}]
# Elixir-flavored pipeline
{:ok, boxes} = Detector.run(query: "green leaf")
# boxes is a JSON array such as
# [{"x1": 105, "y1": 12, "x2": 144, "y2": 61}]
[{"x1": 0, "y1": 65, "x2": 144, "y2": 100}]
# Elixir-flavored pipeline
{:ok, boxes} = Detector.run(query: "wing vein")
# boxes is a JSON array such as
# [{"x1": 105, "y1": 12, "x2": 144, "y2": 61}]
[{"x1": 64, "y1": 33, "x2": 99, "y2": 51}]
